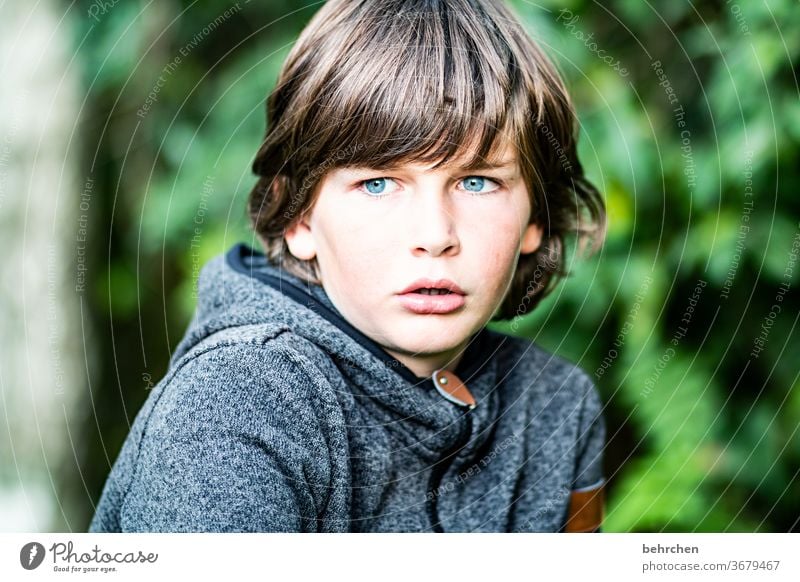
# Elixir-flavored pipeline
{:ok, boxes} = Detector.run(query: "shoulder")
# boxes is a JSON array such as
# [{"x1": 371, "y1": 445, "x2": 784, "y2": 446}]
[
  {"x1": 94, "y1": 325, "x2": 348, "y2": 532},
  {"x1": 487, "y1": 329, "x2": 603, "y2": 438},
  {"x1": 147, "y1": 325, "x2": 345, "y2": 441},
  {"x1": 489, "y1": 329, "x2": 597, "y2": 400}
]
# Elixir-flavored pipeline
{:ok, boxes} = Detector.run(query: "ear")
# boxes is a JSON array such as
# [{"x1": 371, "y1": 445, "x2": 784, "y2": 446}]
[
  {"x1": 284, "y1": 215, "x2": 317, "y2": 260},
  {"x1": 520, "y1": 222, "x2": 543, "y2": 255}
]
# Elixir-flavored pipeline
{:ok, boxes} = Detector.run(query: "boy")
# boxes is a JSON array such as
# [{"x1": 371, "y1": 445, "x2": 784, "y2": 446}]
[{"x1": 90, "y1": 0, "x2": 607, "y2": 532}]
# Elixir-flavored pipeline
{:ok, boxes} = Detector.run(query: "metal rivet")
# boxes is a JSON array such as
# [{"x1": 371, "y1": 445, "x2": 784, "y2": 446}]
[{"x1": 438, "y1": 376, "x2": 448, "y2": 384}]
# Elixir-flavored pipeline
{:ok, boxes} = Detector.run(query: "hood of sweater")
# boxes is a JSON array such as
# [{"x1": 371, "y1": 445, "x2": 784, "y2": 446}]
[{"x1": 170, "y1": 243, "x2": 513, "y2": 459}]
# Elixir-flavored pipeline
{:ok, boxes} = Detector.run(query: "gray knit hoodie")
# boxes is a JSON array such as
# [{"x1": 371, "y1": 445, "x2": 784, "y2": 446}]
[{"x1": 89, "y1": 243, "x2": 606, "y2": 533}]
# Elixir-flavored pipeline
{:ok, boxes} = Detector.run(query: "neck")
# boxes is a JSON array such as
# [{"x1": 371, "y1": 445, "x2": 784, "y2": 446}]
[{"x1": 383, "y1": 342, "x2": 467, "y2": 379}]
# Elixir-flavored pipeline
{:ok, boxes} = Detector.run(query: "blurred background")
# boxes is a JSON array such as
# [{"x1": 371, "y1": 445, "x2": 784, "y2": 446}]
[{"x1": 1, "y1": 0, "x2": 798, "y2": 532}]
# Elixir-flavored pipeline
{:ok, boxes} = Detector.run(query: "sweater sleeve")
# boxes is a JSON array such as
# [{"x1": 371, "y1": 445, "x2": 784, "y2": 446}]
[
  {"x1": 116, "y1": 344, "x2": 334, "y2": 532},
  {"x1": 562, "y1": 372, "x2": 607, "y2": 533},
  {"x1": 573, "y1": 374, "x2": 606, "y2": 492}
]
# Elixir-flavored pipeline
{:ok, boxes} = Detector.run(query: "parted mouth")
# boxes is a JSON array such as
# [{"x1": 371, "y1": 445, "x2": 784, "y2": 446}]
[{"x1": 398, "y1": 278, "x2": 465, "y2": 296}]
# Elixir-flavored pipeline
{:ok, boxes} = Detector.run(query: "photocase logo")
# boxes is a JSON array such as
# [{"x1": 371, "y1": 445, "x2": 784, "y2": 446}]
[{"x1": 20, "y1": 542, "x2": 46, "y2": 570}]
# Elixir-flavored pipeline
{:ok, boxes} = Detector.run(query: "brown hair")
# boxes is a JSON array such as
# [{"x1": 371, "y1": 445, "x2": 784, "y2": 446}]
[{"x1": 248, "y1": 0, "x2": 605, "y2": 320}]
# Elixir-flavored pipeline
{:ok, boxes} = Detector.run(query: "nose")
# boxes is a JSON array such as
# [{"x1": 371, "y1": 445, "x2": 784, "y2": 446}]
[{"x1": 409, "y1": 192, "x2": 460, "y2": 258}]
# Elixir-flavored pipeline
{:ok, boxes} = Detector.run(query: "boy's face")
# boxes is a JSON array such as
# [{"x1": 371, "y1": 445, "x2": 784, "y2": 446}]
[{"x1": 285, "y1": 141, "x2": 543, "y2": 377}]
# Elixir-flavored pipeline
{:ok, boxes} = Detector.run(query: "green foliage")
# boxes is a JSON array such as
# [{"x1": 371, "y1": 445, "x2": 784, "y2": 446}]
[{"x1": 498, "y1": 0, "x2": 800, "y2": 531}]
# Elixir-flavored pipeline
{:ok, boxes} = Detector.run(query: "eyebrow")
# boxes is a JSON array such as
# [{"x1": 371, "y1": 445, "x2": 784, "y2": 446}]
[{"x1": 461, "y1": 158, "x2": 517, "y2": 171}]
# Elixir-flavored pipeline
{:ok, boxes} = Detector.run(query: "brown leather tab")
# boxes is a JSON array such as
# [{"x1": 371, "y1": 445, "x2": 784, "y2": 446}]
[
  {"x1": 431, "y1": 369, "x2": 476, "y2": 409},
  {"x1": 564, "y1": 483, "x2": 605, "y2": 532}
]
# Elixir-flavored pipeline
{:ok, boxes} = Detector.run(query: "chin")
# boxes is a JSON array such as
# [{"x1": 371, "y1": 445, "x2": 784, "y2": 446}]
[{"x1": 389, "y1": 318, "x2": 476, "y2": 354}]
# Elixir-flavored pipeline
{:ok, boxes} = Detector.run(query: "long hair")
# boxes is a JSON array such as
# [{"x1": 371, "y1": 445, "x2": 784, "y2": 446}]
[{"x1": 247, "y1": 0, "x2": 605, "y2": 319}]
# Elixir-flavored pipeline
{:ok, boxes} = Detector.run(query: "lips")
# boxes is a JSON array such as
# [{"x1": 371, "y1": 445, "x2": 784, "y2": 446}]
[
  {"x1": 398, "y1": 278, "x2": 465, "y2": 295},
  {"x1": 396, "y1": 278, "x2": 466, "y2": 314}
]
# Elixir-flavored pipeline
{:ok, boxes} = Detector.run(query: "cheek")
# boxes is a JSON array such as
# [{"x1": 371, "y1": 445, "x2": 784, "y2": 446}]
[
  {"x1": 313, "y1": 206, "x2": 393, "y2": 283},
  {"x1": 465, "y1": 206, "x2": 527, "y2": 293},
  {"x1": 471, "y1": 207, "x2": 526, "y2": 260}
]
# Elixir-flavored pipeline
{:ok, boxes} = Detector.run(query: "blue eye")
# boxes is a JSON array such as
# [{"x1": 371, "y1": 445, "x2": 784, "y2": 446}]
[
  {"x1": 365, "y1": 178, "x2": 387, "y2": 194},
  {"x1": 359, "y1": 177, "x2": 398, "y2": 198},
  {"x1": 460, "y1": 176, "x2": 500, "y2": 194},
  {"x1": 462, "y1": 177, "x2": 484, "y2": 191}
]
